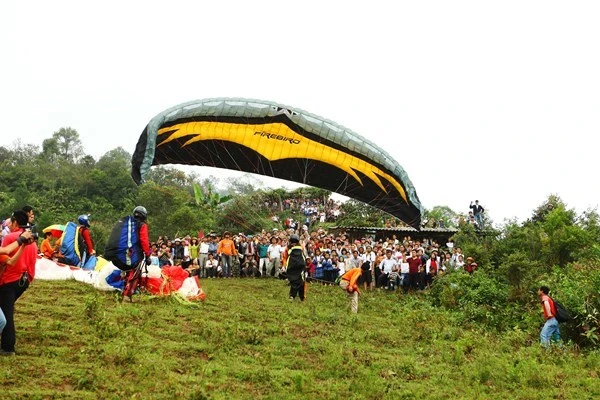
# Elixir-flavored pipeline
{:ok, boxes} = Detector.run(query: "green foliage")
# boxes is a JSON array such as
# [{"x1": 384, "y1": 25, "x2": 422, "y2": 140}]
[
  {"x1": 336, "y1": 199, "x2": 386, "y2": 227},
  {"x1": 423, "y1": 205, "x2": 458, "y2": 228}
]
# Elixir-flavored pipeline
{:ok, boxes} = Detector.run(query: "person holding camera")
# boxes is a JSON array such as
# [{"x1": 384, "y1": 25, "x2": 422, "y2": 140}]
[
  {"x1": 0, "y1": 210, "x2": 38, "y2": 356},
  {"x1": 0, "y1": 228, "x2": 34, "y2": 336}
]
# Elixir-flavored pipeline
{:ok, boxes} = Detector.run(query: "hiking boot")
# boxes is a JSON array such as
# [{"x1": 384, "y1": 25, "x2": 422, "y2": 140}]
[
  {"x1": 289, "y1": 296, "x2": 294, "y2": 303},
  {"x1": 0, "y1": 350, "x2": 15, "y2": 356}
]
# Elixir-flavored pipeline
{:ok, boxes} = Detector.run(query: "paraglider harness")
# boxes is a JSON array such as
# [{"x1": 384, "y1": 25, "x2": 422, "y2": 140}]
[
  {"x1": 104, "y1": 214, "x2": 149, "y2": 301},
  {"x1": 122, "y1": 258, "x2": 149, "y2": 302}
]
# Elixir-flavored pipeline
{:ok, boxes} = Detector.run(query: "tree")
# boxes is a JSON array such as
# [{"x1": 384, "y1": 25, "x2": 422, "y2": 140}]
[
  {"x1": 335, "y1": 200, "x2": 386, "y2": 227},
  {"x1": 43, "y1": 127, "x2": 85, "y2": 162},
  {"x1": 423, "y1": 205, "x2": 459, "y2": 228},
  {"x1": 145, "y1": 166, "x2": 191, "y2": 189},
  {"x1": 193, "y1": 181, "x2": 232, "y2": 209}
]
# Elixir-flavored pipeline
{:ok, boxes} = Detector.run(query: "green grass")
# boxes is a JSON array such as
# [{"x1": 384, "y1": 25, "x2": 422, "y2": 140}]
[{"x1": 2, "y1": 279, "x2": 599, "y2": 399}]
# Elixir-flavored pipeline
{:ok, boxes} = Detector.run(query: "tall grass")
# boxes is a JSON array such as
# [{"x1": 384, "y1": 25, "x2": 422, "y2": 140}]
[{"x1": 2, "y1": 279, "x2": 598, "y2": 399}]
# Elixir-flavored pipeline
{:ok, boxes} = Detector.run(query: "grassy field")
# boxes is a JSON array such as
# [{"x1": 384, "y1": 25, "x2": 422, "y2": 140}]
[{"x1": 2, "y1": 278, "x2": 599, "y2": 399}]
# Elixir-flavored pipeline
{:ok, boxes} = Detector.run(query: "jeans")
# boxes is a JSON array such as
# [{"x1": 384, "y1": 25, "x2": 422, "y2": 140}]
[
  {"x1": 540, "y1": 317, "x2": 560, "y2": 347},
  {"x1": 221, "y1": 255, "x2": 232, "y2": 277},
  {"x1": 0, "y1": 307, "x2": 6, "y2": 333},
  {"x1": 474, "y1": 213, "x2": 484, "y2": 229}
]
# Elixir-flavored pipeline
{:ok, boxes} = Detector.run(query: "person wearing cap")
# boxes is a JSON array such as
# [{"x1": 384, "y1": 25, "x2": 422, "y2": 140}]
[
  {"x1": 464, "y1": 257, "x2": 478, "y2": 274},
  {"x1": 0, "y1": 210, "x2": 38, "y2": 355},
  {"x1": 267, "y1": 237, "x2": 282, "y2": 278}
]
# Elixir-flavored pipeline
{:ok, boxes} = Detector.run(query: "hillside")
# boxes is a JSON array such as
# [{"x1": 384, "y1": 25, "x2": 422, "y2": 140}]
[{"x1": 2, "y1": 279, "x2": 598, "y2": 399}]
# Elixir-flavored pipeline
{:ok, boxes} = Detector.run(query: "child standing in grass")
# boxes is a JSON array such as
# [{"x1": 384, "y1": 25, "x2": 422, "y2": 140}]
[{"x1": 388, "y1": 266, "x2": 400, "y2": 291}]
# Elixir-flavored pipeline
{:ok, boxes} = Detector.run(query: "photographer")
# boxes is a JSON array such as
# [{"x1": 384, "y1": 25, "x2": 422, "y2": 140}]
[{"x1": 0, "y1": 210, "x2": 38, "y2": 356}]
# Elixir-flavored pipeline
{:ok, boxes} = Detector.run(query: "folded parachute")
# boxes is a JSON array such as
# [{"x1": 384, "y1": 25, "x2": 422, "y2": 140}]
[{"x1": 131, "y1": 98, "x2": 423, "y2": 228}]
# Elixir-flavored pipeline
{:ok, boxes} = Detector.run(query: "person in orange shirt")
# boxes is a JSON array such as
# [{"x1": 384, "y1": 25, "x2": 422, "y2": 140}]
[
  {"x1": 40, "y1": 232, "x2": 55, "y2": 259},
  {"x1": 339, "y1": 267, "x2": 363, "y2": 313},
  {"x1": 217, "y1": 231, "x2": 237, "y2": 278}
]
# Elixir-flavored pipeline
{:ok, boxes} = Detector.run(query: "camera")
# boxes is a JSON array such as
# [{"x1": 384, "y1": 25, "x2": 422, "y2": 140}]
[{"x1": 23, "y1": 225, "x2": 39, "y2": 242}]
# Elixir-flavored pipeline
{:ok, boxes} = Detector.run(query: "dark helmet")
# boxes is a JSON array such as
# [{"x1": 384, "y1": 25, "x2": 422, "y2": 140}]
[
  {"x1": 78, "y1": 214, "x2": 90, "y2": 227},
  {"x1": 289, "y1": 234, "x2": 300, "y2": 244},
  {"x1": 133, "y1": 206, "x2": 148, "y2": 220}
]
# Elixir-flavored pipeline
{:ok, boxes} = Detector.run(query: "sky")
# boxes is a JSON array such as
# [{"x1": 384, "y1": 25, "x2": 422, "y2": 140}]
[{"x1": 1, "y1": 1, "x2": 598, "y2": 226}]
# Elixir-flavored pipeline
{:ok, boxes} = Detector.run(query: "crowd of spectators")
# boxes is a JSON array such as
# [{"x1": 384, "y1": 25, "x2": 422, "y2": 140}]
[{"x1": 146, "y1": 225, "x2": 479, "y2": 293}]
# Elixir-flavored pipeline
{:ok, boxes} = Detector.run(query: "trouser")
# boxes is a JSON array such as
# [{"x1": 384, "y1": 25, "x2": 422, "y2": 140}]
[
  {"x1": 289, "y1": 279, "x2": 305, "y2": 300},
  {"x1": 123, "y1": 261, "x2": 146, "y2": 299},
  {"x1": 475, "y1": 213, "x2": 483, "y2": 229},
  {"x1": 221, "y1": 255, "x2": 233, "y2": 277},
  {"x1": 0, "y1": 278, "x2": 30, "y2": 352},
  {"x1": 401, "y1": 273, "x2": 410, "y2": 293},
  {"x1": 339, "y1": 280, "x2": 359, "y2": 313},
  {"x1": 540, "y1": 317, "x2": 561, "y2": 347},
  {"x1": 198, "y1": 254, "x2": 208, "y2": 277},
  {"x1": 259, "y1": 257, "x2": 269, "y2": 276},
  {"x1": 377, "y1": 273, "x2": 389, "y2": 288},
  {"x1": 0, "y1": 307, "x2": 6, "y2": 332},
  {"x1": 267, "y1": 258, "x2": 280, "y2": 277}
]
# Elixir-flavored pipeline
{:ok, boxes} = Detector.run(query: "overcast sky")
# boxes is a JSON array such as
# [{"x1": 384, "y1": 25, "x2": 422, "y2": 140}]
[{"x1": 1, "y1": 1, "x2": 598, "y2": 225}]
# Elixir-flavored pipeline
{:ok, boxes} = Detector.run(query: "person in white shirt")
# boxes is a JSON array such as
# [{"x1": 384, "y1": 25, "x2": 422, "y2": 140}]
[
  {"x1": 377, "y1": 249, "x2": 398, "y2": 289},
  {"x1": 205, "y1": 253, "x2": 219, "y2": 278},
  {"x1": 399, "y1": 253, "x2": 410, "y2": 292},
  {"x1": 267, "y1": 237, "x2": 282, "y2": 277},
  {"x1": 198, "y1": 237, "x2": 210, "y2": 278}
]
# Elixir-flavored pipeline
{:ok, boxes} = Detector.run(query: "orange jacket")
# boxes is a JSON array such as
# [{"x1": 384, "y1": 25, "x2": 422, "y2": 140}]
[
  {"x1": 217, "y1": 239, "x2": 237, "y2": 256},
  {"x1": 341, "y1": 268, "x2": 363, "y2": 293},
  {"x1": 40, "y1": 238, "x2": 55, "y2": 258}
]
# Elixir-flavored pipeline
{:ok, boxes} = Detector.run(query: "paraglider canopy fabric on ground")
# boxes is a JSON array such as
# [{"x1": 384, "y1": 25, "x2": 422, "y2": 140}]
[
  {"x1": 131, "y1": 98, "x2": 423, "y2": 229},
  {"x1": 43, "y1": 224, "x2": 66, "y2": 238}
]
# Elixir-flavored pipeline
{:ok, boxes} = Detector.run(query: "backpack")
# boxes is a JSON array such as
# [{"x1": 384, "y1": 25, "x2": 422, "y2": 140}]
[
  {"x1": 104, "y1": 216, "x2": 142, "y2": 271},
  {"x1": 551, "y1": 297, "x2": 572, "y2": 323},
  {"x1": 59, "y1": 222, "x2": 87, "y2": 267}
]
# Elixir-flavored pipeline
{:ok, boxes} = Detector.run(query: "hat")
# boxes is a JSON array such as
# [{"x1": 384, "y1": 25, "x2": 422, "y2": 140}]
[
  {"x1": 175, "y1": 238, "x2": 181, "y2": 242},
  {"x1": 11, "y1": 210, "x2": 29, "y2": 227},
  {"x1": 466, "y1": 257, "x2": 474, "y2": 261}
]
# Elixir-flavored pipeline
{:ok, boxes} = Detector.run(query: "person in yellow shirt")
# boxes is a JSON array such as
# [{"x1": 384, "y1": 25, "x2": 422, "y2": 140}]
[
  {"x1": 339, "y1": 267, "x2": 363, "y2": 313},
  {"x1": 216, "y1": 231, "x2": 238, "y2": 278}
]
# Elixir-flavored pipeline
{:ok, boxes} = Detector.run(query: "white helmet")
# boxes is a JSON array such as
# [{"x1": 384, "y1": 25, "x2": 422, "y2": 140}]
[{"x1": 133, "y1": 206, "x2": 148, "y2": 220}]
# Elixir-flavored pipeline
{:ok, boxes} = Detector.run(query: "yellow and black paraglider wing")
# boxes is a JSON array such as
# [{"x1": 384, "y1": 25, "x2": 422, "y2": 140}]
[{"x1": 131, "y1": 99, "x2": 423, "y2": 228}]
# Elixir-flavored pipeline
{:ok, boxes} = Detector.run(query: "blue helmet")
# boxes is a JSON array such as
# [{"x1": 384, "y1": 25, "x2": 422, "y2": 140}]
[{"x1": 78, "y1": 214, "x2": 90, "y2": 227}]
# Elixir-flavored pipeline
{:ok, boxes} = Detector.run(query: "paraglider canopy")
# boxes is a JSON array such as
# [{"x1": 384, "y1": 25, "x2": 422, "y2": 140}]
[{"x1": 131, "y1": 98, "x2": 423, "y2": 229}]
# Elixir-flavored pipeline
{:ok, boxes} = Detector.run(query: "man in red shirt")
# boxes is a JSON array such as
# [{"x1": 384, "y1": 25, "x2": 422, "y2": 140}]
[
  {"x1": 407, "y1": 250, "x2": 422, "y2": 292},
  {"x1": 538, "y1": 285, "x2": 560, "y2": 347},
  {"x1": 122, "y1": 206, "x2": 151, "y2": 302},
  {"x1": 0, "y1": 210, "x2": 38, "y2": 355},
  {"x1": 78, "y1": 215, "x2": 95, "y2": 256}
]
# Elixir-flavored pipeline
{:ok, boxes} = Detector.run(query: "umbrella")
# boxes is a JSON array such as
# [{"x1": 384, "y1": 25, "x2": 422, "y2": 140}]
[{"x1": 43, "y1": 224, "x2": 66, "y2": 238}]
